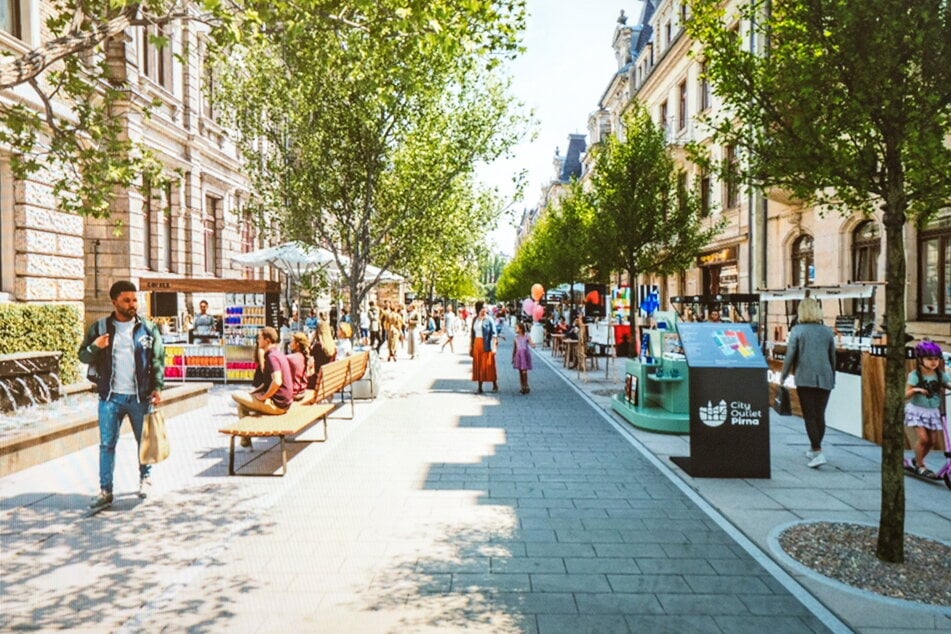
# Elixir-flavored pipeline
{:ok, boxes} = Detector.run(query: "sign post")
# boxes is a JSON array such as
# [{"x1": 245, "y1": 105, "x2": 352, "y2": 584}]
[{"x1": 671, "y1": 322, "x2": 770, "y2": 478}]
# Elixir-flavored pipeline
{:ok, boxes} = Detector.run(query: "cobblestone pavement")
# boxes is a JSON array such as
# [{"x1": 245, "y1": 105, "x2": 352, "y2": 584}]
[{"x1": 1, "y1": 330, "x2": 946, "y2": 633}]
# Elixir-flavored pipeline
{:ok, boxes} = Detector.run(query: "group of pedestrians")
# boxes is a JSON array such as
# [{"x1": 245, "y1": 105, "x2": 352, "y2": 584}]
[
  {"x1": 780, "y1": 296, "x2": 949, "y2": 474},
  {"x1": 79, "y1": 282, "x2": 948, "y2": 512}
]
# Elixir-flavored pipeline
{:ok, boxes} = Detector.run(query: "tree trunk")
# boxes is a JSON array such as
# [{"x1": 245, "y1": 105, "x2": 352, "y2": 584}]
[
  {"x1": 627, "y1": 267, "x2": 637, "y2": 357},
  {"x1": 876, "y1": 185, "x2": 908, "y2": 563}
]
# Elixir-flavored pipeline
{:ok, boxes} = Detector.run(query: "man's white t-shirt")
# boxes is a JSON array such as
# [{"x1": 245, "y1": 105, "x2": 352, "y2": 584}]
[{"x1": 111, "y1": 320, "x2": 137, "y2": 395}]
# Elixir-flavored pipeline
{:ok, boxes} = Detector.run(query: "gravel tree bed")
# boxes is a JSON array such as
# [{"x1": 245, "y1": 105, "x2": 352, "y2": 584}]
[{"x1": 779, "y1": 521, "x2": 951, "y2": 607}]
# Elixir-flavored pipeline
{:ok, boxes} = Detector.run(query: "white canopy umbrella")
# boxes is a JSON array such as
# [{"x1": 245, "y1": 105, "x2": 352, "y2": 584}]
[
  {"x1": 232, "y1": 241, "x2": 404, "y2": 287},
  {"x1": 230, "y1": 242, "x2": 339, "y2": 281}
]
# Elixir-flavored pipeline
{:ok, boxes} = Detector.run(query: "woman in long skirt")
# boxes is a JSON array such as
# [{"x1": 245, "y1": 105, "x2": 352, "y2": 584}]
[{"x1": 470, "y1": 302, "x2": 499, "y2": 393}]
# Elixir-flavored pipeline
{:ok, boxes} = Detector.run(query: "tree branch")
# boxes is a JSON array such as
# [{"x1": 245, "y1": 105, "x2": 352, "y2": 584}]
[{"x1": 0, "y1": 4, "x2": 139, "y2": 90}]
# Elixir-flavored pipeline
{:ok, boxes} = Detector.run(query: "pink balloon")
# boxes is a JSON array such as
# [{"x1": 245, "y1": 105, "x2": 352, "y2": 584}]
[
  {"x1": 532, "y1": 305, "x2": 545, "y2": 321},
  {"x1": 522, "y1": 298, "x2": 535, "y2": 315}
]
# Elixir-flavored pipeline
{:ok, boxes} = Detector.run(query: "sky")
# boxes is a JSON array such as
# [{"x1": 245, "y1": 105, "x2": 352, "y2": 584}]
[{"x1": 480, "y1": 1, "x2": 645, "y2": 256}]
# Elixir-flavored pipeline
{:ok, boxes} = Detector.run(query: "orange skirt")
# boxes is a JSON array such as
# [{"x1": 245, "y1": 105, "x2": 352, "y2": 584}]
[{"x1": 471, "y1": 337, "x2": 498, "y2": 382}]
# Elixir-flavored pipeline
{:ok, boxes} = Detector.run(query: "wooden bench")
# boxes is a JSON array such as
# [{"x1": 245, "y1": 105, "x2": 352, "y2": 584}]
[{"x1": 218, "y1": 351, "x2": 370, "y2": 476}]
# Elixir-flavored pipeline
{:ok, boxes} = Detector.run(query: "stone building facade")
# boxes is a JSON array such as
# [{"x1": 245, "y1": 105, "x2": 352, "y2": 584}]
[
  {"x1": 0, "y1": 3, "x2": 266, "y2": 324},
  {"x1": 573, "y1": 1, "x2": 949, "y2": 343}
]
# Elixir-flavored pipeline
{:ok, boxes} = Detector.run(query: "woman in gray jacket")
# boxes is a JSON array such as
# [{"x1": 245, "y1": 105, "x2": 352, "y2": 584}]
[{"x1": 780, "y1": 297, "x2": 836, "y2": 468}]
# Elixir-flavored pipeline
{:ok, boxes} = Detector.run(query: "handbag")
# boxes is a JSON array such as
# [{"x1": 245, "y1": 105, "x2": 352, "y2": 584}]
[
  {"x1": 773, "y1": 386, "x2": 792, "y2": 416},
  {"x1": 139, "y1": 406, "x2": 171, "y2": 464}
]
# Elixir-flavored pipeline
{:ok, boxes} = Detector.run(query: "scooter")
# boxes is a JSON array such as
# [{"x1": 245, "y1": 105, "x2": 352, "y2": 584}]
[{"x1": 903, "y1": 394, "x2": 951, "y2": 490}]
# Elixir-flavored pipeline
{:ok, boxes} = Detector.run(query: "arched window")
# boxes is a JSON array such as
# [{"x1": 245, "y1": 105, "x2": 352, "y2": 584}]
[
  {"x1": 792, "y1": 235, "x2": 814, "y2": 286},
  {"x1": 851, "y1": 221, "x2": 880, "y2": 282},
  {"x1": 851, "y1": 221, "x2": 880, "y2": 319}
]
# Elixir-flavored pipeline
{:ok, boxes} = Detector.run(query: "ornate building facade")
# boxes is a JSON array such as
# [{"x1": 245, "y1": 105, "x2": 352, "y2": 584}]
[
  {"x1": 580, "y1": 1, "x2": 951, "y2": 342},
  {"x1": 0, "y1": 3, "x2": 266, "y2": 324}
]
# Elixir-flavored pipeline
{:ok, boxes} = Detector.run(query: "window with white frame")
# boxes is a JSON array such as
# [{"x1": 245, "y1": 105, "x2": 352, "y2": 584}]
[
  {"x1": 141, "y1": 24, "x2": 173, "y2": 90},
  {"x1": 792, "y1": 234, "x2": 815, "y2": 287},
  {"x1": 204, "y1": 195, "x2": 220, "y2": 275},
  {"x1": 917, "y1": 209, "x2": 951, "y2": 319},
  {"x1": 143, "y1": 187, "x2": 154, "y2": 270},
  {"x1": 0, "y1": 0, "x2": 20, "y2": 37},
  {"x1": 699, "y1": 61, "x2": 712, "y2": 111},
  {"x1": 163, "y1": 182, "x2": 174, "y2": 272},
  {"x1": 678, "y1": 80, "x2": 687, "y2": 131}
]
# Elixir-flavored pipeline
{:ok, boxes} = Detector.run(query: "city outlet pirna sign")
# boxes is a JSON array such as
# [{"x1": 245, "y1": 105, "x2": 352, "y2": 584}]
[{"x1": 671, "y1": 323, "x2": 770, "y2": 478}]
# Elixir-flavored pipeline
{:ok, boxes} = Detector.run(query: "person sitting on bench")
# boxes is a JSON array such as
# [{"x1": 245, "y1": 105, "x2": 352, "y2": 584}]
[{"x1": 231, "y1": 327, "x2": 293, "y2": 449}]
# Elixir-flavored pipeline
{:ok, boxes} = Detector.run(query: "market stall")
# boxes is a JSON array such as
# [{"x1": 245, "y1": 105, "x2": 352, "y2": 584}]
[
  {"x1": 761, "y1": 283, "x2": 882, "y2": 440},
  {"x1": 140, "y1": 277, "x2": 281, "y2": 383}
]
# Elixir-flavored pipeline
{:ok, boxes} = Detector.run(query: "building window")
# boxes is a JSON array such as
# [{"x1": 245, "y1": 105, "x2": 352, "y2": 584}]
[
  {"x1": 664, "y1": 21, "x2": 671, "y2": 48},
  {"x1": 850, "y1": 220, "x2": 880, "y2": 318},
  {"x1": 202, "y1": 48, "x2": 216, "y2": 120},
  {"x1": 143, "y1": 189, "x2": 154, "y2": 270},
  {"x1": 660, "y1": 101, "x2": 668, "y2": 132},
  {"x1": 918, "y1": 210, "x2": 951, "y2": 319},
  {"x1": 142, "y1": 25, "x2": 172, "y2": 89},
  {"x1": 1, "y1": 0, "x2": 21, "y2": 37},
  {"x1": 240, "y1": 208, "x2": 256, "y2": 280},
  {"x1": 678, "y1": 80, "x2": 687, "y2": 131},
  {"x1": 204, "y1": 195, "x2": 219, "y2": 275},
  {"x1": 723, "y1": 145, "x2": 739, "y2": 208},
  {"x1": 852, "y1": 221, "x2": 880, "y2": 282},
  {"x1": 163, "y1": 182, "x2": 173, "y2": 272},
  {"x1": 700, "y1": 171, "x2": 711, "y2": 217},
  {"x1": 699, "y1": 61, "x2": 711, "y2": 111},
  {"x1": 792, "y1": 234, "x2": 815, "y2": 287}
]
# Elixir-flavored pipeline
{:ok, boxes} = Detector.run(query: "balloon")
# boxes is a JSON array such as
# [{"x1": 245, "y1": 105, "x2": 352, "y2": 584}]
[
  {"x1": 522, "y1": 298, "x2": 535, "y2": 315},
  {"x1": 531, "y1": 283, "x2": 545, "y2": 301},
  {"x1": 532, "y1": 305, "x2": 545, "y2": 322}
]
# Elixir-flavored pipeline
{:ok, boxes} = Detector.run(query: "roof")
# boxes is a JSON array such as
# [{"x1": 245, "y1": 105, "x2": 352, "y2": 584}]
[{"x1": 559, "y1": 134, "x2": 587, "y2": 182}]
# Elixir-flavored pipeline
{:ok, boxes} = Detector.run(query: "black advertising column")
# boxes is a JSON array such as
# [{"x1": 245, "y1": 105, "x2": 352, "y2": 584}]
[{"x1": 671, "y1": 322, "x2": 770, "y2": 478}]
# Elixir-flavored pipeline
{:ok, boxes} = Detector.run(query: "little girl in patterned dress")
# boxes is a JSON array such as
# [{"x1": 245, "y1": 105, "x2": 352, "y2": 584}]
[{"x1": 512, "y1": 321, "x2": 535, "y2": 394}]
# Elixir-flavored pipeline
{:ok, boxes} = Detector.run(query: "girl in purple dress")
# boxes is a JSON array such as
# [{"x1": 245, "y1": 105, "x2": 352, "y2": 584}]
[{"x1": 512, "y1": 321, "x2": 535, "y2": 394}]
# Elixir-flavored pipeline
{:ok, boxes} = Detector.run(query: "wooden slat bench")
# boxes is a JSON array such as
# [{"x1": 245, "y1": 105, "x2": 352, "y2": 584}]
[{"x1": 218, "y1": 351, "x2": 370, "y2": 476}]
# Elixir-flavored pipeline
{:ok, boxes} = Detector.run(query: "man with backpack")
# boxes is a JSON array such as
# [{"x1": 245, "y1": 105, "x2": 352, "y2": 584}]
[{"x1": 79, "y1": 281, "x2": 165, "y2": 510}]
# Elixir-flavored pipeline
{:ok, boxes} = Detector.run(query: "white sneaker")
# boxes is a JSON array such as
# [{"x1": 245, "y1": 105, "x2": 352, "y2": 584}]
[
  {"x1": 804, "y1": 450, "x2": 819, "y2": 459},
  {"x1": 138, "y1": 477, "x2": 152, "y2": 499},
  {"x1": 807, "y1": 453, "x2": 828, "y2": 468}
]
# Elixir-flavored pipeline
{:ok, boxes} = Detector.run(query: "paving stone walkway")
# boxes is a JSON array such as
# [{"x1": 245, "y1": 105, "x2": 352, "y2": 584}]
[{"x1": 0, "y1": 332, "x2": 859, "y2": 633}]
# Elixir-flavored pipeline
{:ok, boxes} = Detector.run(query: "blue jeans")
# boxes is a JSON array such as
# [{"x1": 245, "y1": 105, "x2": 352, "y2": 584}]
[{"x1": 98, "y1": 393, "x2": 151, "y2": 493}]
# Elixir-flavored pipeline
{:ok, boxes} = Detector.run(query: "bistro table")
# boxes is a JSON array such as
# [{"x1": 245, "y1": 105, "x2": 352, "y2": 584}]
[
  {"x1": 563, "y1": 339, "x2": 579, "y2": 368},
  {"x1": 550, "y1": 333, "x2": 566, "y2": 359}
]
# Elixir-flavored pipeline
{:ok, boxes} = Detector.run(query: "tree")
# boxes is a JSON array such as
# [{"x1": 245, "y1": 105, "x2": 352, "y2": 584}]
[
  {"x1": 215, "y1": 0, "x2": 527, "y2": 323},
  {"x1": 0, "y1": 1, "x2": 521, "y2": 220},
  {"x1": 585, "y1": 105, "x2": 722, "y2": 350},
  {"x1": 0, "y1": 0, "x2": 257, "y2": 218},
  {"x1": 685, "y1": 0, "x2": 951, "y2": 562},
  {"x1": 499, "y1": 183, "x2": 599, "y2": 313},
  {"x1": 406, "y1": 181, "x2": 501, "y2": 309}
]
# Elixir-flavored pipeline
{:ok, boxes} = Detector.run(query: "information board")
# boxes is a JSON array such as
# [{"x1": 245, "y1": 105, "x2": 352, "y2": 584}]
[
  {"x1": 672, "y1": 322, "x2": 770, "y2": 478},
  {"x1": 677, "y1": 322, "x2": 767, "y2": 369}
]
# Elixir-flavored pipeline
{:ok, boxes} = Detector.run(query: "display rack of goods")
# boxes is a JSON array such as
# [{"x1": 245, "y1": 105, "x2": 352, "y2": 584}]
[
  {"x1": 227, "y1": 361, "x2": 258, "y2": 382},
  {"x1": 164, "y1": 346, "x2": 186, "y2": 380},
  {"x1": 185, "y1": 344, "x2": 226, "y2": 379},
  {"x1": 224, "y1": 294, "x2": 268, "y2": 346}
]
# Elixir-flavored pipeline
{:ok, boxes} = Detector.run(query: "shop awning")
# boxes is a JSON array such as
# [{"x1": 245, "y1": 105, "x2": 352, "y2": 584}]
[{"x1": 757, "y1": 283, "x2": 881, "y2": 301}]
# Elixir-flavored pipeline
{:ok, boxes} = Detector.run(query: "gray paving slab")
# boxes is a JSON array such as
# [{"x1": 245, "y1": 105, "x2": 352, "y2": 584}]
[{"x1": 1, "y1": 330, "x2": 947, "y2": 633}]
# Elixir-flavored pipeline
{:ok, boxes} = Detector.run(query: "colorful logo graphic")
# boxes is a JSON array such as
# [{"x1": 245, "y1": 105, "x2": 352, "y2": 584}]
[
  {"x1": 712, "y1": 329, "x2": 756, "y2": 358},
  {"x1": 699, "y1": 399, "x2": 728, "y2": 427}
]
